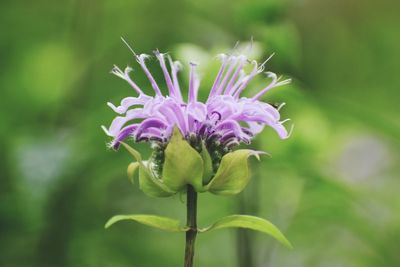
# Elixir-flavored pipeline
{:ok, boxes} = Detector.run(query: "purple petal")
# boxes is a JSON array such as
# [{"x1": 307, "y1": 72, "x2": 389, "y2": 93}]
[
  {"x1": 232, "y1": 61, "x2": 261, "y2": 98},
  {"x1": 215, "y1": 56, "x2": 239, "y2": 96},
  {"x1": 135, "y1": 127, "x2": 165, "y2": 143},
  {"x1": 224, "y1": 55, "x2": 246, "y2": 95},
  {"x1": 207, "y1": 54, "x2": 228, "y2": 100},
  {"x1": 107, "y1": 94, "x2": 152, "y2": 114},
  {"x1": 154, "y1": 51, "x2": 183, "y2": 102},
  {"x1": 168, "y1": 55, "x2": 182, "y2": 94},
  {"x1": 136, "y1": 54, "x2": 163, "y2": 96},
  {"x1": 111, "y1": 124, "x2": 138, "y2": 149},
  {"x1": 111, "y1": 65, "x2": 144, "y2": 95},
  {"x1": 188, "y1": 62, "x2": 200, "y2": 103},
  {"x1": 158, "y1": 99, "x2": 188, "y2": 135},
  {"x1": 135, "y1": 118, "x2": 168, "y2": 139}
]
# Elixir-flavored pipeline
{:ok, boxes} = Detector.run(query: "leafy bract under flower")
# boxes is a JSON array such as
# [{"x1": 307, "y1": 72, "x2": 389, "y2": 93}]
[
  {"x1": 123, "y1": 128, "x2": 267, "y2": 196},
  {"x1": 102, "y1": 44, "x2": 291, "y2": 150}
]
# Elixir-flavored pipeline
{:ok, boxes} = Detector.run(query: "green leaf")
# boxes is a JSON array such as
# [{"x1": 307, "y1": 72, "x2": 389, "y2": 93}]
[
  {"x1": 127, "y1": 162, "x2": 139, "y2": 184},
  {"x1": 200, "y1": 215, "x2": 292, "y2": 249},
  {"x1": 200, "y1": 142, "x2": 213, "y2": 184},
  {"x1": 206, "y1": 149, "x2": 264, "y2": 195},
  {"x1": 105, "y1": 214, "x2": 186, "y2": 232},
  {"x1": 120, "y1": 142, "x2": 143, "y2": 162},
  {"x1": 162, "y1": 127, "x2": 204, "y2": 192},
  {"x1": 121, "y1": 142, "x2": 174, "y2": 197}
]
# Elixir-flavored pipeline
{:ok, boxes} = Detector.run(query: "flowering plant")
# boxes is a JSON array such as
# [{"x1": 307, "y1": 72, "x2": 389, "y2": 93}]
[{"x1": 103, "y1": 39, "x2": 292, "y2": 267}]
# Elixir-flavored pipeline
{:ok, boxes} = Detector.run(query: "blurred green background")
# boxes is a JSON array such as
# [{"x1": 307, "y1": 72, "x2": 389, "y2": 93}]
[{"x1": 1, "y1": 0, "x2": 399, "y2": 266}]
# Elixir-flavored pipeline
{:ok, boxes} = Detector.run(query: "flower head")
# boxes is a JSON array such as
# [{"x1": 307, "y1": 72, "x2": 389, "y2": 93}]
[{"x1": 102, "y1": 42, "x2": 291, "y2": 152}]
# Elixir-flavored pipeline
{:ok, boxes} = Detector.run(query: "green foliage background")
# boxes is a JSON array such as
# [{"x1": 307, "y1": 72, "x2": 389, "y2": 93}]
[{"x1": 1, "y1": 0, "x2": 399, "y2": 266}]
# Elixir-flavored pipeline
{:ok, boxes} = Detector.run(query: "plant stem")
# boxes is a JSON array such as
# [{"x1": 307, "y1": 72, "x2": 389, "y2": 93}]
[{"x1": 184, "y1": 185, "x2": 198, "y2": 267}]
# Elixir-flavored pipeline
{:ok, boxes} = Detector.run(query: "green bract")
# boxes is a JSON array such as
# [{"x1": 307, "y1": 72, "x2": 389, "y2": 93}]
[
  {"x1": 162, "y1": 128, "x2": 204, "y2": 192},
  {"x1": 122, "y1": 127, "x2": 264, "y2": 197},
  {"x1": 109, "y1": 128, "x2": 292, "y2": 249},
  {"x1": 205, "y1": 149, "x2": 265, "y2": 195},
  {"x1": 120, "y1": 142, "x2": 174, "y2": 197}
]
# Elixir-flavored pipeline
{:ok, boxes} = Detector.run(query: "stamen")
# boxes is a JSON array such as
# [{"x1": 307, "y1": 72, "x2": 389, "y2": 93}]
[
  {"x1": 287, "y1": 124, "x2": 295, "y2": 138},
  {"x1": 277, "y1": 78, "x2": 292, "y2": 87},
  {"x1": 232, "y1": 60, "x2": 260, "y2": 98},
  {"x1": 277, "y1": 102, "x2": 286, "y2": 111},
  {"x1": 232, "y1": 41, "x2": 240, "y2": 54},
  {"x1": 121, "y1": 37, "x2": 138, "y2": 57},
  {"x1": 247, "y1": 36, "x2": 254, "y2": 54},
  {"x1": 259, "y1": 53, "x2": 275, "y2": 69},
  {"x1": 251, "y1": 72, "x2": 279, "y2": 100}
]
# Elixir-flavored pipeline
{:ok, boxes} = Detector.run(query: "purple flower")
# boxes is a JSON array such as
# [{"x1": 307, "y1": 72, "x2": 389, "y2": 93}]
[{"x1": 102, "y1": 43, "x2": 291, "y2": 150}]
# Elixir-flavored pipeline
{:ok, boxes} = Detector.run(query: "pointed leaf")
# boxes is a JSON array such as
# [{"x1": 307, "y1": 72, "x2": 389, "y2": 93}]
[
  {"x1": 206, "y1": 150, "x2": 265, "y2": 195},
  {"x1": 120, "y1": 142, "x2": 143, "y2": 162},
  {"x1": 105, "y1": 214, "x2": 186, "y2": 232},
  {"x1": 200, "y1": 215, "x2": 292, "y2": 248},
  {"x1": 121, "y1": 142, "x2": 174, "y2": 197},
  {"x1": 138, "y1": 163, "x2": 175, "y2": 197},
  {"x1": 162, "y1": 127, "x2": 204, "y2": 192},
  {"x1": 127, "y1": 162, "x2": 139, "y2": 184}
]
